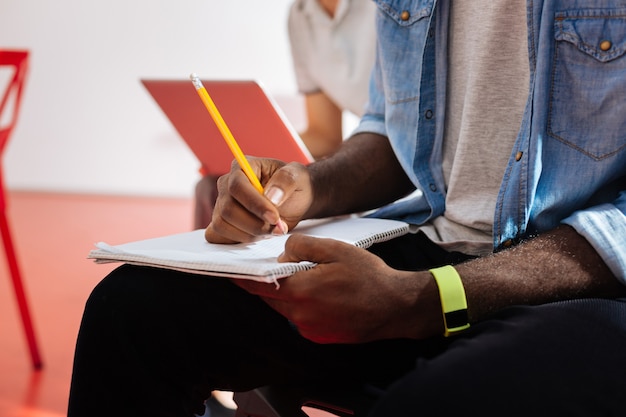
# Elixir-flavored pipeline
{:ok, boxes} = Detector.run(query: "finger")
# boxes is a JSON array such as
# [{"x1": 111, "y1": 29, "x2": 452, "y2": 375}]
[
  {"x1": 208, "y1": 170, "x2": 277, "y2": 242},
  {"x1": 263, "y1": 162, "x2": 308, "y2": 200},
  {"x1": 249, "y1": 283, "x2": 338, "y2": 344},
  {"x1": 278, "y1": 234, "x2": 349, "y2": 264},
  {"x1": 205, "y1": 218, "x2": 261, "y2": 244},
  {"x1": 206, "y1": 183, "x2": 266, "y2": 243},
  {"x1": 228, "y1": 162, "x2": 292, "y2": 231},
  {"x1": 230, "y1": 168, "x2": 279, "y2": 222},
  {"x1": 232, "y1": 279, "x2": 301, "y2": 326},
  {"x1": 262, "y1": 162, "x2": 312, "y2": 224},
  {"x1": 232, "y1": 277, "x2": 290, "y2": 299},
  {"x1": 212, "y1": 203, "x2": 284, "y2": 240}
]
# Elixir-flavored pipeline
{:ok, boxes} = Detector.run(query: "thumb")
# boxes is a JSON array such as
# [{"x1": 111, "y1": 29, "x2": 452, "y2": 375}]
[{"x1": 278, "y1": 234, "x2": 350, "y2": 264}]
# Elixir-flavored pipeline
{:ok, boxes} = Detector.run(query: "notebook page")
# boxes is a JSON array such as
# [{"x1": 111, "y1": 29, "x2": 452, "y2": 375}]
[{"x1": 89, "y1": 217, "x2": 409, "y2": 283}]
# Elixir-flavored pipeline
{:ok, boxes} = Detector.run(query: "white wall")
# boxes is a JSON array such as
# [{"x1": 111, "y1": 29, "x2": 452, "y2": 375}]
[{"x1": 0, "y1": 0, "x2": 301, "y2": 198}]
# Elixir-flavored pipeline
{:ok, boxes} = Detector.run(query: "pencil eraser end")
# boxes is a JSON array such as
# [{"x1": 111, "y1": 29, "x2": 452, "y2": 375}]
[{"x1": 189, "y1": 73, "x2": 202, "y2": 89}]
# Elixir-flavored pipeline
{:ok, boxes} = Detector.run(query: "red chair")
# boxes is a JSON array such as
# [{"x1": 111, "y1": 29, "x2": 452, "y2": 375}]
[{"x1": 0, "y1": 49, "x2": 43, "y2": 369}]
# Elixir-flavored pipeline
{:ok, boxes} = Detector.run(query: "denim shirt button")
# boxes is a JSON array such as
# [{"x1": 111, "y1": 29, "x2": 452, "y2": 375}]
[
  {"x1": 515, "y1": 151, "x2": 523, "y2": 161},
  {"x1": 425, "y1": 109, "x2": 434, "y2": 119},
  {"x1": 401, "y1": 10, "x2": 410, "y2": 21},
  {"x1": 599, "y1": 40, "x2": 612, "y2": 51},
  {"x1": 502, "y1": 239, "x2": 514, "y2": 248},
  {"x1": 429, "y1": 183, "x2": 437, "y2": 192}
]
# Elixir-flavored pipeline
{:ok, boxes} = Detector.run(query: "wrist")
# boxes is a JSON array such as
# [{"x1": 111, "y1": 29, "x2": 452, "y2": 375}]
[
  {"x1": 304, "y1": 161, "x2": 333, "y2": 218},
  {"x1": 429, "y1": 265, "x2": 470, "y2": 337},
  {"x1": 386, "y1": 270, "x2": 445, "y2": 340}
]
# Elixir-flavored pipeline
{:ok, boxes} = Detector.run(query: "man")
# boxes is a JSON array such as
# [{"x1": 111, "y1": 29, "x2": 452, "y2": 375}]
[{"x1": 68, "y1": 1, "x2": 626, "y2": 416}]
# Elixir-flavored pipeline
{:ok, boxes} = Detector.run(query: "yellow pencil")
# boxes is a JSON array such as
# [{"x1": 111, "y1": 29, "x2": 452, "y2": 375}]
[{"x1": 189, "y1": 73, "x2": 264, "y2": 194}]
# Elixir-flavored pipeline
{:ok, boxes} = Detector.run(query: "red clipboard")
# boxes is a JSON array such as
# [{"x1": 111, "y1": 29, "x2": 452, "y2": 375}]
[{"x1": 141, "y1": 79, "x2": 313, "y2": 176}]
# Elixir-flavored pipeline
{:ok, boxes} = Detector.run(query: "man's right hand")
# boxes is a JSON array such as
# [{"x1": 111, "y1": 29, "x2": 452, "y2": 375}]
[{"x1": 205, "y1": 157, "x2": 314, "y2": 244}]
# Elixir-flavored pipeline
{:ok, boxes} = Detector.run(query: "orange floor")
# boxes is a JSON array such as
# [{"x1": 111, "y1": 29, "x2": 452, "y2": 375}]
[
  {"x1": 1, "y1": 190, "x2": 196, "y2": 417},
  {"x1": 0, "y1": 190, "x2": 329, "y2": 417}
]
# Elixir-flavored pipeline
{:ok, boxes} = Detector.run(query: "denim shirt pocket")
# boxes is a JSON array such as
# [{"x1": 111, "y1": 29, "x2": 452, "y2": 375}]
[
  {"x1": 549, "y1": 9, "x2": 626, "y2": 160},
  {"x1": 373, "y1": 0, "x2": 435, "y2": 104}
]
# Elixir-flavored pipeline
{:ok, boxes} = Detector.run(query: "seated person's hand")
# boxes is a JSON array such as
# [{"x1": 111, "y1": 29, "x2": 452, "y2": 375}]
[
  {"x1": 205, "y1": 157, "x2": 314, "y2": 244},
  {"x1": 233, "y1": 234, "x2": 443, "y2": 343}
]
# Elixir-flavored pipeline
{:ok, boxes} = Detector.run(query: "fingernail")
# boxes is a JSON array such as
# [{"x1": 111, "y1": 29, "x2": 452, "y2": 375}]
[
  {"x1": 272, "y1": 219, "x2": 288, "y2": 235},
  {"x1": 265, "y1": 186, "x2": 284, "y2": 206}
]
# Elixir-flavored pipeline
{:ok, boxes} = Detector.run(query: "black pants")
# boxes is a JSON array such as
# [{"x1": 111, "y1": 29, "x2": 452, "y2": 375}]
[{"x1": 67, "y1": 233, "x2": 626, "y2": 417}]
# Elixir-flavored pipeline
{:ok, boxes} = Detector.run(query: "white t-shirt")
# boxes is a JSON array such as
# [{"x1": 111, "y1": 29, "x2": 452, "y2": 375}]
[{"x1": 287, "y1": 0, "x2": 376, "y2": 117}]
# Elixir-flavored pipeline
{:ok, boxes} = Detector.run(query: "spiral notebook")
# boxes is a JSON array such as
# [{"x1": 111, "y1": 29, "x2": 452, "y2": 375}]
[{"x1": 88, "y1": 217, "x2": 410, "y2": 284}]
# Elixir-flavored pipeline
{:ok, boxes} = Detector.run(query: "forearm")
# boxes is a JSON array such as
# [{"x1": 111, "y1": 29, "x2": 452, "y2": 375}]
[
  {"x1": 456, "y1": 225, "x2": 626, "y2": 322},
  {"x1": 300, "y1": 92, "x2": 344, "y2": 160},
  {"x1": 305, "y1": 132, "x2": 415, "y2": 219},
  {"x1": 299, "y1": 129, "x2": 342, "y2": 161}
]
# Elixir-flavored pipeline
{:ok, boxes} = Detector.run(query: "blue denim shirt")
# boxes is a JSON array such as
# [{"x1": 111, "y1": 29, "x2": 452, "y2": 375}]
[{"x1": 354, "y1": 0, "x2": 626, "y2": 282}]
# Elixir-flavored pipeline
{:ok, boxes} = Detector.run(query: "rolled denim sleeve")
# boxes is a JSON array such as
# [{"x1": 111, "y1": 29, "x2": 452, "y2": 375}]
[
  {"x1": 352, "y1": 50, "x2": 387, "y2": 139},
  {"x1": 562, "y1": 191, "x2": 626, "y2": 283}
]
